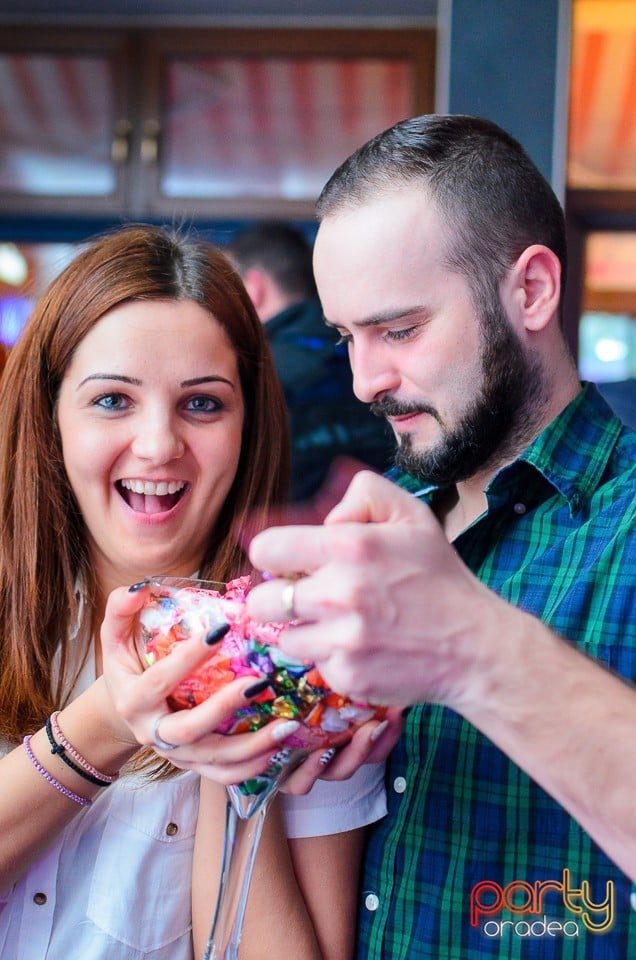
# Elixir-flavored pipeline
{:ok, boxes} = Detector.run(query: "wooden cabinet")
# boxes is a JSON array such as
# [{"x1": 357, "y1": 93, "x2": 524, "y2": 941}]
[
  {"x1": 0, "y1": 26, "x2": 435, "y2": 221},
  {"x1": 0, "y1": 30, "x2": 134, "y2": 215}
]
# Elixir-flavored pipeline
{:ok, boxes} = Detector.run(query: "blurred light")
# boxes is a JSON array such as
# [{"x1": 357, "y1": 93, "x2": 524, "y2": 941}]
[
  {"x1": 0, "y1": 244, "x2": 28, "y2": 286},
  {"x1": 595, "y1": 338, "x2": 629, "y2": 363},
  {"x1": 0, "y1": 296, "x2": 33, "y2": 346}
]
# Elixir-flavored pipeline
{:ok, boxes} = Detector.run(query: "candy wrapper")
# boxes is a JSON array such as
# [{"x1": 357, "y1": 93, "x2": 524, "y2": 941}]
[{"x1": 137, "y1": 576, "x2": 386, "y2": 767}]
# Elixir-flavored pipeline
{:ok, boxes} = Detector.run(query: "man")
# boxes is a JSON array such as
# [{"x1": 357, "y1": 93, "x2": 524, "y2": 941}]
[
  {"x1": 226, "y1": 222, "x2": 393, "y2": 500},
  {"x1": 247, "y1": 115, "x2": 636, "y2": 957}
]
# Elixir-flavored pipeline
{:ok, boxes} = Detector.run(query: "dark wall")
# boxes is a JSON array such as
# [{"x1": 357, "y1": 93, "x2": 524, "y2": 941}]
[{"x1": 446, "y1": 0, "x2": 565, "y2": 189}]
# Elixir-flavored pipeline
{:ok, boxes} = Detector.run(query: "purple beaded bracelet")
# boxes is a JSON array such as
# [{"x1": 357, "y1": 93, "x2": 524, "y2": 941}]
[
  {"x1": 23, "y1": 735, "x2": 92, "y2": 807},
  {"x1": 50, "y1": 711, "x2": 117, "y2": 784}
]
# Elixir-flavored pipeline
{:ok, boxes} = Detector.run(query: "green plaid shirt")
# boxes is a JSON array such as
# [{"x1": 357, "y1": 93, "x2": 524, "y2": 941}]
[{"x1": 356, "y1": 383, "x2": 636, "y2": 959}]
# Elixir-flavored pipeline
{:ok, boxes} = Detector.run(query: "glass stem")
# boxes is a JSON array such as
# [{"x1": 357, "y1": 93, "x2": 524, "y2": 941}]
[{"x1": 202, "y1": 790, "x2": 275, "y2": 960}]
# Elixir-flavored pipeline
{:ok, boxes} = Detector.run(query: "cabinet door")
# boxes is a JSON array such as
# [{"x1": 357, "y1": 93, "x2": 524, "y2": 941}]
[
  {"x1": 139, "y1": 28, "x2": 435, "y2": 219},
  {"x1": 0, "y1": 30, "x2": 135, "y2": 214}
]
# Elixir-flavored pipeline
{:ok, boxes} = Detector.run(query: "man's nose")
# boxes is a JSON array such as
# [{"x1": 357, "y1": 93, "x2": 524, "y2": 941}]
[{"x1": 351, "y1": 343, "x2": 400, "y2": 405}]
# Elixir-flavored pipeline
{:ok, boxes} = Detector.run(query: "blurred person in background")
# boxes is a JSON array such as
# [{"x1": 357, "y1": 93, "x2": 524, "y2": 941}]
[{"x1": 226, "y1": 221, "x2": 393, "y2": 501}]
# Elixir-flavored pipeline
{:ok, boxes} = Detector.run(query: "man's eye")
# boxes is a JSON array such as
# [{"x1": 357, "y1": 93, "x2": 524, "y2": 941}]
[
  {"x1": 335, "y1": 333, "x2": 352, "y2": 346},
  {"x1": 385, "y1": 327, "x2": 416, "y2": 342}
]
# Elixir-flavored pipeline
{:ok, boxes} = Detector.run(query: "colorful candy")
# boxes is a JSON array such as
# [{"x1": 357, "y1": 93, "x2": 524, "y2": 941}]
[{"x1": 137, "y1": 575, "x2": 384, "y2": 757}]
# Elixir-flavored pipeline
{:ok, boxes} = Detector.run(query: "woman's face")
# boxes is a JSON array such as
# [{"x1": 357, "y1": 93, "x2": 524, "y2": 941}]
[{"x1": 56, "y1": 298, "x2": 245, "y2": 595}]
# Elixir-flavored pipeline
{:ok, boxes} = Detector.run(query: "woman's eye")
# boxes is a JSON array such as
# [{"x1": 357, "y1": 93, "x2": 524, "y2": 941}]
[
  {"x1": 186, "y1": 395, "x2": 222, "y2": 414},
  {"x1": 335, "y1": 333, "x2": 352, "y2": 347},
  {"x1": 93, "y1": 393, "x2": 128, "y2": 411}
]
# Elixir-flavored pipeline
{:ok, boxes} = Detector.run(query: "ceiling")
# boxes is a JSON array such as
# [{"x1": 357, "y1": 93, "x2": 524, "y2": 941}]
[{"x1": 0, "y1": 0, "x2": 435, "y2": 22}]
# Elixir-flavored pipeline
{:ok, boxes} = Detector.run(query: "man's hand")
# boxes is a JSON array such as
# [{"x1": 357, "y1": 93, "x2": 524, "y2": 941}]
[{"x1": 247, "y1": 471, "x2": 498, "y2": 711}]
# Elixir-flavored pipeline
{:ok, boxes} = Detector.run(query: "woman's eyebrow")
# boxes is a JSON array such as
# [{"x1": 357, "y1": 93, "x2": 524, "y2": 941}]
[
  {"x1": 181, "y1": 376, "x2": 235, "y2": 389},
  {"x1": 78, "y1": 373, "x2": 141, "y2": 388},
  {"x1": 77, "y1": 373, "x2": 236, "y2": 389}
]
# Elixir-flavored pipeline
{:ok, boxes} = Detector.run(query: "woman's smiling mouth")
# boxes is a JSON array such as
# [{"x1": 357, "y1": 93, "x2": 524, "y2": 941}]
[{"x1": 117, "y1": 479, "x2": 187, "y2": 514}]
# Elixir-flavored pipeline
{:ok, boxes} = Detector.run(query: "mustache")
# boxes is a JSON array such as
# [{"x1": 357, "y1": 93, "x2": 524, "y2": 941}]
[{"x1": 370, "y1": 396, "x2": 439, "y2": 421}]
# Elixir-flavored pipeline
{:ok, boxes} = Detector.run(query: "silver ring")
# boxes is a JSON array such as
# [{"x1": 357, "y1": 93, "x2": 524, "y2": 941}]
[
  {"x1": 151, "y1": 714, "x2": 179, "y2": 751},
  {"x1": 281, "y1": 580, "x2": 298, "y2": 621}
]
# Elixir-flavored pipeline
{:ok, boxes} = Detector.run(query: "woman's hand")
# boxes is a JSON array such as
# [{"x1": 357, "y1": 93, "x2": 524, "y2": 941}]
[
  {"x1": 280, "y1": 705, "x2": 403, "y2": 795},
  {"x1": 100, "y1": 584, "x2": 305, "y2": 784}
]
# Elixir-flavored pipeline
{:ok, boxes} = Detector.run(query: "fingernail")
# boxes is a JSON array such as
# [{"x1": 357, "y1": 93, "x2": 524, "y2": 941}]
[
  {"x1": 128, "y1": 579, "x2": 150, "y2": 592},
  {"x1": 319, "y1": 746, "x2": 337, "y2": 767},
  {"x1": 370, "y1": 719, "x2": 389, "y2": 742},
  {"x1": 268, "y1": 748, "x2": 293, "y2": 767},
  {"x1": 204, "y1": 622, "x2": 230, "y2": 645},
  {"x1": 243, "y1": 678, "x2": 271, "y2": 699},
  {"x1": 401, "y1": 706, "x2": 412, "y2": 718},
  {"x1": 272, "y1": 719, "x2": 301, "y2": 742}
]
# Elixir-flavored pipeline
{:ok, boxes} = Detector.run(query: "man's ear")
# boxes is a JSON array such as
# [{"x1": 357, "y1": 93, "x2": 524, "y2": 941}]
[
  {"x1": 242, "y1": 267, "x2": 267, "y2": 313},
  {"x1": 505, "y1": 244, "x2": 561, "y2": 333}
]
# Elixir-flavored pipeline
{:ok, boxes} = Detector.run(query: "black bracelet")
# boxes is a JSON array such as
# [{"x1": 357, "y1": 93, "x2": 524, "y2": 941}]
[{"x1": 44, "y1": 717, "x2": 112, "y2": 787}]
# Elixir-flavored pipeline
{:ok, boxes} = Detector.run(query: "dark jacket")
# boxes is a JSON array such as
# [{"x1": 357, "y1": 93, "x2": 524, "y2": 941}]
[{"x1": 266, "y1": 299, "x2": 394, "y2": 500}]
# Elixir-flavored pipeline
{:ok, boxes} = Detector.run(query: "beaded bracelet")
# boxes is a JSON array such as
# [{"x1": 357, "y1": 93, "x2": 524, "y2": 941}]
[
  {"x1": 45, "y1": 716, "x2": 114, "y2": 787},
  {"x1": 23, "y1": 735, "x2": 92, "y2": 807},
  {"x1": 50, "y1": 711, "x2": 118, "y2": 784}
]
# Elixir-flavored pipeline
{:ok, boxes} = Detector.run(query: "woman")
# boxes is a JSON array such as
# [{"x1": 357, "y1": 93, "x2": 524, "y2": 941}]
[{"x1": 0, "y1": 225, "x2": 387, "y2": 959}]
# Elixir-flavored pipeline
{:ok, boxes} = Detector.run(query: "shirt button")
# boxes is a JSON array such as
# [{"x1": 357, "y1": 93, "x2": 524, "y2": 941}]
[
  {"x1": 393, "y1": 776, "x2": 407, "y2": 794},
  {"x1": 365, "y1": 893, "x2": 380, "y2": 912},
  {"x1": 513, "y1": 502, "x2": 526, "y2": 515},
  {"x1": 166, "y1": 822, "x2": 179, "y2": 836},
  {"x1": 33, "y1": 892, "x2": 47, "y2": 905}
]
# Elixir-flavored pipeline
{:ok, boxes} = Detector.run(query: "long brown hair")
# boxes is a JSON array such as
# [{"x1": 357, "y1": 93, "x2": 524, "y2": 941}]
[{"x1": 0, "y1": 225, "x2": 290, "y2": 742}]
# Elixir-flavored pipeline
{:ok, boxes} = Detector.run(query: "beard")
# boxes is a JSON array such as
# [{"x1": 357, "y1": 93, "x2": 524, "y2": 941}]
[{"x1": 371, "y1": 294, "x2": 550, "y2": 487}]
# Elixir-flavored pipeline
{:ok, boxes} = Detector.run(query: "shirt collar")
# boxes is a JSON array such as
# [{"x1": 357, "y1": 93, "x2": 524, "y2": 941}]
[
  {"x1": 514, "y1": 381, "x2": 624, "y2": 515},
  {"x1": 387, "y1": 382, "x2": 625, "y2": 517}
]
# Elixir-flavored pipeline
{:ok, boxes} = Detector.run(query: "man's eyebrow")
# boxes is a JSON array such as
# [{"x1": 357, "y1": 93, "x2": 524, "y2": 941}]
[{"x1": 324, "y1": 306, "x2": 430, "y2": 329}]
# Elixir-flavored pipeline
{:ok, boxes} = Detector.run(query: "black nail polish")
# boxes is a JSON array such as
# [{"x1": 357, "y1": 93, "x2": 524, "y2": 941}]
[
  {"x1": 401, "y1": 706, "x2": 412, "y2": 718},
  {"x1": 243, "y1": 678, "x2": 271, "y2": 698},
  {"x1": 128, "y1": 579, "x2": 150, "y2": 593},
  {"x1": 204, "y1": 622, "x2": 230, "y2": 645}
]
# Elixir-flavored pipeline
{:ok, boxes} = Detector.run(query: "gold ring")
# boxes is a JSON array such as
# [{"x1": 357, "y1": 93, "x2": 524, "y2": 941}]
[{"x1": 281, "y1": 580, "x2": 298, "y2": 621}]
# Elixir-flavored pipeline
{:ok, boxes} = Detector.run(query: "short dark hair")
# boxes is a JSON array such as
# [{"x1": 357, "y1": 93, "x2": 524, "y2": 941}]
[
  {"x1": 226, "y1": 221, "x2": 317, "y2": 302},
  {"x1": 316, "y1": 114, "x2": 567, "y2": 313}
]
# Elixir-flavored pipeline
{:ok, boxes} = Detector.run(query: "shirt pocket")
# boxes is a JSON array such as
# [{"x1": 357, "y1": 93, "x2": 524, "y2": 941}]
[{"x1": 86, "y1": 776, "x2": 198, "y2": 953}]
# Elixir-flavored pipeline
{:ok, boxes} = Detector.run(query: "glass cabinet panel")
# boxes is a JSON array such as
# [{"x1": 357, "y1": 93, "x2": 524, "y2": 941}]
[
  {"x1": 161, "y1": 55, "x2": 415, "y2": 201},
  {"x1": 143, "y1": 27, "x2": 434, "y2": 217},
  {"x1": 0, "y1": 52, "x2": 116, "y2": 197},
  {"x1": 0, "y1": 27, "x2": 434, "y2": 219}
]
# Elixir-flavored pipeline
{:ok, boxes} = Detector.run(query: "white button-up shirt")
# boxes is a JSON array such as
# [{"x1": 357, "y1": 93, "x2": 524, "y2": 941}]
[{"x1": 0, "y1": 652, "x2": 386, "y2": 958}]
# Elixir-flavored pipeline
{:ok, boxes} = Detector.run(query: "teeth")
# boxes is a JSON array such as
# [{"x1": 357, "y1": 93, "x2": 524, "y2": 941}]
[{"x1": 121, "y1": 479, "x2": 185, "y2": 496}]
